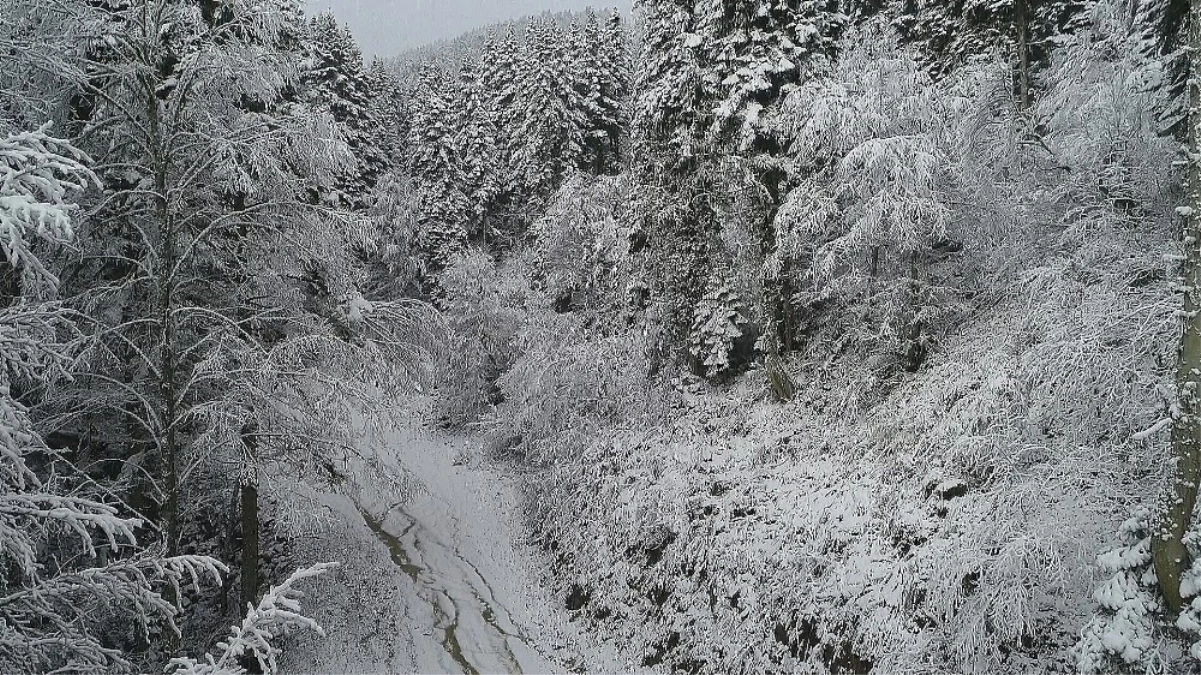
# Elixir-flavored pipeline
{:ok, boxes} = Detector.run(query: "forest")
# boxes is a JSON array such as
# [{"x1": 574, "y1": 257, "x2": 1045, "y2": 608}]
[{"x1": 2, "y1": 0, "x2": 1201, "y2": 673}]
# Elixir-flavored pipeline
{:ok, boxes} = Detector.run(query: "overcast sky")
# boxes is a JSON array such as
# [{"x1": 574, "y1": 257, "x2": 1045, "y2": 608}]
[{"x1": 306, "y1": 0, "x2": 632, "y2": 58}]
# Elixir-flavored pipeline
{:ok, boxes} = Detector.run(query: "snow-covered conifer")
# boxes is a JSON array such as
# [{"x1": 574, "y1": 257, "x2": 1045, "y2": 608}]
[
  {"x1": 0, "y1": 125, "x2": 239, "y2": 673},
  {"x1": 480, "y1": 26, "x2": 524, "y2": 194},
  {"x1": 304, "y1": 13, "x2": 391, "y2": 206},
  {"x1": 407, "y1": 64, "x2": 471, "y2": 262},
  {"x1": 896, "y1": 0, "x2": 1089, "y2": 88},
  {"x1": 511, "y1": 17, "x2": 585, "y2": 208},
  {"x1": 453, "y1": 64, "x2": 500, "y2": 240},
  {"x1": 571, "y1": 9, "x2": 628, "y2": 175},
  {"x1": 364, "y1": 59, "x2": 406, "y2": 166},
  {"x1": 1, "y1": 6, "x2": 443, "y2": 665}
]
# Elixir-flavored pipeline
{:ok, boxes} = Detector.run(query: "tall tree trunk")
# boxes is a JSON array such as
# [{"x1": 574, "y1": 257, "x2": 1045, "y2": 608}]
[
  {"x1": 778, "y1": 263, "x2": 795, "y2": 352},
  {"x1": 220, "y1": 485, "x2": 239, "y2": 616},
  {"x1": 757, "y1": 169, "x2": 795, "y2": 401},
  {"x1": 762, "y1": 304, "x2": 795, "y2": 402},
  {"x1": 1155, "y1": 0, "x2": 1201, "y2": 613},
  {"x1": 240, "y1": 423, "x2": 260, "y2": 613},
  {"x1": 239, "y1": 480, "x2": 260, "y2": 610},
  {"x1": 147, "y1": 80, "x2": 183, "y2": 658},
  {"x1": 143, "y1": 69, "x2": 180, "y2": 562},
  {"x1": 238, "y1": 456, "x2": 263, "y2": 675}
]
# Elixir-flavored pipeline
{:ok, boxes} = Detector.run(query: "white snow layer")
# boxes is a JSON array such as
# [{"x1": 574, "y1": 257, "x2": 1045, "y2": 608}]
[{"x1": 276, "y1": 422, "x2": 628, "y2": 674}]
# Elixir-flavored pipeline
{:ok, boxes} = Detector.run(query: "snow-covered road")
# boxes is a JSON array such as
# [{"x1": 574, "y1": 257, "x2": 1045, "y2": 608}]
[{"x1": 278, "y1": 424, "x2": 621, "y2": 674}]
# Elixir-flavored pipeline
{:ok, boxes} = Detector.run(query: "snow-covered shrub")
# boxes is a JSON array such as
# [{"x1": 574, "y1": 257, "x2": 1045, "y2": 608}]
[
  {"x1": 1078, "y1": 515, "x2": 1201, "y2": 673},
  {"x1": 771, "y1": 23, "x2": 963, "y2": 361},
  {"x1": 687, "y1": 279, "x2": 748, "y2": 379},
  {"x1": 531, "y1": 173, "x2": 637, "y2": 320},
  {"x1": 1076, "y1": 510, "x2": 1161, "y2": 674},
  {"x1": 1047, "y1": 6, "x2": 1193, "y2": 670},
  {"x1": 434, "y1": 248, "x2": 543, "y2": 426},
  {"x1": 439, "y1": 176, "x2": 659, "y2": 437},
  {"x1": 168, "y1": 562, "x2": 336, "y2": 675},
  {"x1": 487, "y1": 307, "x2": 667, "y2": 464},
  {"x1": 536, "y1": 277, "x2": 1168, "y2": 674},
  {"x1": 856, "y1": 227, "x2": 1172, "y2": 672}
]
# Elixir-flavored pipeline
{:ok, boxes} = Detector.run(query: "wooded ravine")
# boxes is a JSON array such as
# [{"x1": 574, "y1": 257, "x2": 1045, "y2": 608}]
[{"x1": 4, "y1": 0, "x2": 1201, "y2": 673}]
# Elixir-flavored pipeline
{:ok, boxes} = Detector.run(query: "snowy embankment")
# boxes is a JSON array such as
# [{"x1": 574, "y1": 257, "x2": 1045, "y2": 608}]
[
  {"x1": 527, "y1": 280, "x2": 1172, "y2": 674},
  {"x1": 275, "y1": 420, "x2": 626, "y2": 674}
]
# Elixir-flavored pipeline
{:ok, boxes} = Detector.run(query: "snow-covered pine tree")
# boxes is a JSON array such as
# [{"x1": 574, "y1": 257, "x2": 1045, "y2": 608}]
[
  {"x1": 9, "y1": 3, "x2": 441, "y2": 664},
  {"x1": 633, "y1": 0, "x2": 841, "y2": 381},
  {"x1": 700, "y1": 0, "x2": 844, "y2": 389},
  {"x1": 568, "y1": 13, "x2": 605, "y2": 175},
  {"x1": 481, "y1": 29, "x2": 522, "y2": 155},
  {"x1": 633, "y1": 0, "x2": 708, "y2": 161},
  {"x1": 1153, "y1": 0, "x2": 1201, "y2": 620},
  {"x1": 453, "y1": 63, "x2": 500, "y2": 242},
  {"x1": 571, "y1": 9, "x2": 628, "y2": 176},
  {"x1": 688, "y1": 278, "x2": 749, "y2": 379},
  {"x1": 303, "y1": 13, "x2": 390, "y2": 207},
  {"x1": 631, "y1": 0, "x2": 723, "y2": 372},
  {"x1": 365, "y1": 58, "x2": 406, "y2": 167},
  {"x1": 600, "y1": 10, "x2": 631, "y2": 173},
  {"x1": 895, "y1": 0, "x2": 1090, "y2": 95},
  {"x1": 511, "y1": 17, "x2": 584, "y2": 210},
  {"x1": 480, "y1": 27, "x2": 523, "y2": 124},
  {"x1": 1134, "y1": 0, "x2": 1190, "y2": 133},
  {"x1": 407, "y1": 63, "x2": 471, "y2": 264},
  {"x1": 477, "y1": 27, "x2": 524, "y2": 223},
  {"x1": 703, "y1": 0, "x2": 843, "y2": 146}
]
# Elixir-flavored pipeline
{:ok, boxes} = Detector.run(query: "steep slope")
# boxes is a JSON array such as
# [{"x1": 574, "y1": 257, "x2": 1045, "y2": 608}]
[{"x1": 522, "y1": 191, "x2": 1178, "y2": 674}]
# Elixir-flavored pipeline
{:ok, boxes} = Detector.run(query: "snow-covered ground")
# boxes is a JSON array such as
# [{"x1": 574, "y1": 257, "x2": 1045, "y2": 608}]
[{"x1": 277, "y1": 421, "x2": 628, "y2": 674}]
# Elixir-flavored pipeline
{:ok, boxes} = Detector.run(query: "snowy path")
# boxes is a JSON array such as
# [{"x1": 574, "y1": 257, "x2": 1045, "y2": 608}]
[
  {"x1": 278, "y1": 425, "x2": 622, "y2": 674},
  {"x1": 353, "y1": 437, "x2": 568, "y2": 674}
]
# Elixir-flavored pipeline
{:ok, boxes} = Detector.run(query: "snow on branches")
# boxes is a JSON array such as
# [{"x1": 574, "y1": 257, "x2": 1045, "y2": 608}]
[
  {"x1": 167, "y1": 562, "x2": 337, "y2": 675},
  {"x1": 1076, "y1": 509, "x2": 1161, "y2": 673},
  {"x1": 688, "y1": 281, "x2": 748, "y2": 379},
  {"x1": 0, "y1": 127, "x2": 234, "y2": 673},
  {"x1": 0, "y1": 124, "x2": 96, "y2": 294}
]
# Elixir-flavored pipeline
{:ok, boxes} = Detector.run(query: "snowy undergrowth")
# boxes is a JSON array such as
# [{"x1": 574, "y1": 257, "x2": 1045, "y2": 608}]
[
  {"x1": 503, "y1": 9, "x2": 1191, "y2": 672},
  {"x1": 521, "y1": 227, "x2": 1176, "y2": 674}
]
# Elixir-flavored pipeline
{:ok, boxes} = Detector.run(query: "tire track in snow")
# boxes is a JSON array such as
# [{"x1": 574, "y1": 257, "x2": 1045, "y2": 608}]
[{"x1": 356, "y1": 492, "x2": 562, "y2": 674}]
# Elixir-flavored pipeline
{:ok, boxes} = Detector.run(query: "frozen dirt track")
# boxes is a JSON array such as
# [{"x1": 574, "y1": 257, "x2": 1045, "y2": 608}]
[
  {"x1": 354, "y1": 443, "x2": 567, "y2": 674},
  {"x1": 278, "y1": 425, "x2": 621, "y2": 674}
]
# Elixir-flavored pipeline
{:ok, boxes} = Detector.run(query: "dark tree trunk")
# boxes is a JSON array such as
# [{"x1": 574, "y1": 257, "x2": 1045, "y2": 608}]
[
  {"x1": 239, "y1": 422, "x2": 260, "y2": 613},
  {"x1": 1155, "y1": 0, "x2": 1201, "y2": 612},
  {"x1": 239, "y1": 480, "x2": 260, "y2": 611}
]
